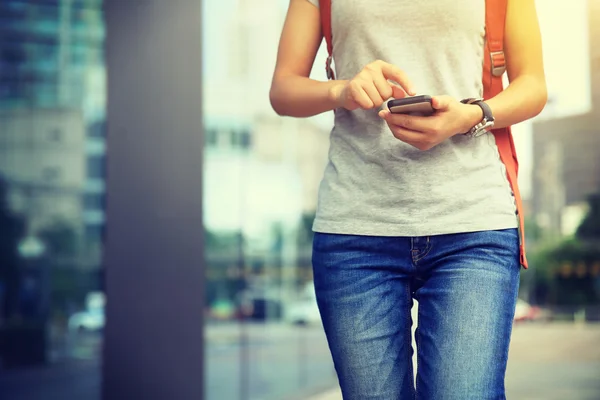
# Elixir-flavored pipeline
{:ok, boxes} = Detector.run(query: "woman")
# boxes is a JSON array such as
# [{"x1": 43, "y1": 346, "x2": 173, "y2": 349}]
[{"x1": 270, "y1": 0, "x2": 546, "y2": 399}]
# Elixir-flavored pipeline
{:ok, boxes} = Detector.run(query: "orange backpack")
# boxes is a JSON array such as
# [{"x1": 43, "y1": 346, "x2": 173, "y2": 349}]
[{"x1": 319, "y1": 0, "x2": 528, "y2": 268}]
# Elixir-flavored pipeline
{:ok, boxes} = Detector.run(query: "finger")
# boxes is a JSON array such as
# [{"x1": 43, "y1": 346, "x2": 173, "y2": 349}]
[
  {"x1": 379, "y1": 110, "x2": 429, "y2": 145},
  {"x1": 389, "y1": 124, "x2": 424, "y2": 142},
  {"x1": 361, "y1": 82, "x2": 385, "y2": 108},
  {"x1": 390, "y1": 83, "x2": 408, "y2": 99},
  {"x1": 389, "y1": 125, "x2": 432, "y2": 150},
  {"x1": 379, "y1": 62, "x2": 416, "y2": 96},
  {"x1": 350, "y1": 83, "x2": 374, "y2": 109},
  {"x1": 372, "y1": 75, "x2": 393, "y2": 100},
  {"x1": 379, "y1": 109, "x2": 390, "y2": 118},
  {"x1": 347, "y1": 99, "x2": 361, "y2": 110},
  {"x1": 431, "y1": 95, "x2": 452, "y2": 111},
  {"x1": 379, "y1": 110, "x2": 430, "y2": 133}
]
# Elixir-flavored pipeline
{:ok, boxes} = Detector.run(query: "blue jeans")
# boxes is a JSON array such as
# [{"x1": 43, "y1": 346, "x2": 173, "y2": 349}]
[{"x1": 312, "y1": 229, "x2": 520, "y2": 400}]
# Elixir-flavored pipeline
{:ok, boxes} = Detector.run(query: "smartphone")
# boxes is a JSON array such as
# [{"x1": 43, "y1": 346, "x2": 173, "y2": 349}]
[{"x1": 387, "y1": 95, "x2": 434, "y2": 116}]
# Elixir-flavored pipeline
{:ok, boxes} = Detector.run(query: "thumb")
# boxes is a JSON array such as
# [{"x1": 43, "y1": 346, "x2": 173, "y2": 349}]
[
  {"x1": 378, "y1": 109, "x2": 391, "y2": 119},
  {"x1": 431, "y1": 95, "x2": 451, "y2": 111}
]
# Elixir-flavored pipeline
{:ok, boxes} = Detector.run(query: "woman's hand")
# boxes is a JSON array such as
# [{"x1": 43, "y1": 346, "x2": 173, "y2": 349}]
[
  {"x1": 329, "y1": 60, "x2": 417, "y2": 111},
  {"x1": 378, "y1": 95, "x2": 484, "y2": 151}
]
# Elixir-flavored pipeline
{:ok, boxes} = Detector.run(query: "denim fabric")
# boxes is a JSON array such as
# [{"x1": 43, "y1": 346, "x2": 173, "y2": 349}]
[{"x1": 312, "y1": 229, "x2": 520, "y2": 400}]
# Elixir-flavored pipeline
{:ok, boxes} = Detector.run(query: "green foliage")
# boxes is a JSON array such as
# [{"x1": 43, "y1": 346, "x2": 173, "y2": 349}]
[
  {"x1": 204, "y1": 229, "x2": 241, "y2": 252},
  {"x1": 545, "y1": 239, "x2": 599, "y2": 264},
  {"x1": 526, "y1": 191, "x2": 600, "y2": 306},
  {"x1": 576, "y1": 193, "x2": 600, "y2": 241},
  {"x1": 530, "y1": 191, "x2": 600, "y2": 269},
  {"x1": 524, "y1": 216, "x2": 544, "y2": 242}
]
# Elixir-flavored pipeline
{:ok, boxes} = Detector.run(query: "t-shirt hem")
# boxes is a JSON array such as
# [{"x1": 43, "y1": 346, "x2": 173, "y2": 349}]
[{"x1": 312, "y1": 218, "x2": 518, "y2": 237}]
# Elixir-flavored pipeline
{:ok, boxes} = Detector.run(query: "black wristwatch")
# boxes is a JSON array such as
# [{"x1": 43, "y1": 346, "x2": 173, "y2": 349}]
[{"x1": 460, "y1": 98, "x2": 495, "y2": 137}]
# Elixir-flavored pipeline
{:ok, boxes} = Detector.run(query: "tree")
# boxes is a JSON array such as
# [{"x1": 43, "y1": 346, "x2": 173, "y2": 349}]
[
  {"x1": 576, "y1": 192, "x2": 600, "y2": 242},
  {"x1": 524, "y1": 216, "x2": 544, "y2": 242},
  {"x1": 525, "y1": 191, "x2": 600, "y2": 307},
  {"x1": 37, "y1": 219, "x2": 80, "y2": 258},
  {"x1": 204, "y1": 229, "x2": 240, "y2": 252}
]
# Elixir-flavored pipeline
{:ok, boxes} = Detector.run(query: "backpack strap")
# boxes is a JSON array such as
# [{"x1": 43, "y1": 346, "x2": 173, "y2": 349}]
[
  {"x1": 484, "y1": 0, "x2": 528, "y2": 268},
  {"x1": 320, "y1": 0, "x2": 335, "y2": 80},
  {"x1": 320, "y1": 0, "x2": 528, "y2": 268}
]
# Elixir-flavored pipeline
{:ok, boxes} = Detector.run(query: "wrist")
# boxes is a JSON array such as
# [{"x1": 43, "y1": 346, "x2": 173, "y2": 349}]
[
  {"x1": 328, "y1": 80, "x2": 348, "y2": 109},
  {"x1": 461, "y1": 103, "x2": 484, "y2": 134}
]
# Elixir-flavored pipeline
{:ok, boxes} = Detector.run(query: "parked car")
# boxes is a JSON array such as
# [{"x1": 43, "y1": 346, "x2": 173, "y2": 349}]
[
  {"x1": 68, "y1": 292, "x2": 105, "y2": 333},
  {"x1": 514, "y1": 299, "x2": 541, "y2": 322},
  {"x1": 284, "y1": 283, "x2": 321, "y2": 326},
  {"x1": 238, "y1": 288, "x2": 284, "y2": 321}
]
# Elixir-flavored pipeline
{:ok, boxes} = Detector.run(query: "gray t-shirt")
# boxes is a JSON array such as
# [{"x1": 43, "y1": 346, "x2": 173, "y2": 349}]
[{"x1": 308, "y1": 0, "x2": 517, "y2": 237}]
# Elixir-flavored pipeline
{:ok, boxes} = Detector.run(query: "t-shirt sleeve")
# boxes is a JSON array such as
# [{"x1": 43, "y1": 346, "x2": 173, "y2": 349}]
[{"x1": 307, "y1": 0, "x2": 319, "y2": 8}]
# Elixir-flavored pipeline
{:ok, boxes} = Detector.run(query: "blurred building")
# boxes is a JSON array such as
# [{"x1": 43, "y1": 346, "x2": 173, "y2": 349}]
[
  {"x1": 202, "y1": 0, "x2": 331, "y2": 307},
  {"x1": 0, "y1": 108, "x2": 85, "y2": 233},
  {"x1": 203, "y1": 0, "x2": 330, "y2": 240},
  {"x1": 0, "y1": 0, "x2": 106, "y2": 255},
  {"x1": 252, "y1": 114, "x2": 329, "y2": 214},
  {"x1": 203, "y1": 115, "x2": 328, "y2": 247},
  {"x1": 531, "y1": 0, "x2": 600, "y2": 236}
]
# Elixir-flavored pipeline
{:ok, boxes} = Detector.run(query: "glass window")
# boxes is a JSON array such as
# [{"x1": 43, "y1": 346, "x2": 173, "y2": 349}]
[
  {"x1": 86, "y1": 155, "x2": 105, "y2": 179},
  {"x1": 71, "y1": 48, "x2": 88, "y2": 64},
  {"x1": 87, "y1": 121, "x2": 105, "y2": 138},
  {"x1": 0, "y1": 82, "x2": 13, "y2": 98},
  {"x1": 1, "y1": 44, "x2": 26, "y2": 63},
  {"x1": 36, "y1": 5, "x2": 59, "y2": 21},
  {"x1": 4, "y1": 1, "x2": 27, "y2": 12},
  {"x1": 239, "y1": 129, "x2": 251, "y2": 149},
  {"x1": 228, "y1": 130, "x2": 237, "y2": 147},
  {"x1": 46, "y1": 127, "x2": 63, "y2": 143},
  {"x1": 34, "y1": 43, "x2": 57, "y2": 59},
  {"x1": 206, "y1": 129, "x2": 218, "y2": 147},
  {"x1": 0, "y1": 1, "x2": 105, "y2": 398},
  {"x1": 41, "y1": 166, "x2": 61, "y2": 182},
  {"x1": 84, "y1": 193, "x2": 104, "y2": 210}
]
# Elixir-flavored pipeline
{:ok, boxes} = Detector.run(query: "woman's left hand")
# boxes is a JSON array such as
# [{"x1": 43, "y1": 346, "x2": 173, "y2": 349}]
[{"x1": 378, "y1": 95, "x2": 484, "y2": 151}]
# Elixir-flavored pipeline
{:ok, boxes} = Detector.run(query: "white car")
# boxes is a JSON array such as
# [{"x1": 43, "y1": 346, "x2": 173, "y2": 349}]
[
  {"x1": 514, "y1": 299, "x2": 540, "y2": 322},
  {"x1": 68, "y1": 308, "x2": 105, "y2": 332},
  {"x1": 284, "y1": 283, "x2": 322, "y2": 326},
  {"x1": 68, "y1": 292, "x2": 105, "y2": 333}
]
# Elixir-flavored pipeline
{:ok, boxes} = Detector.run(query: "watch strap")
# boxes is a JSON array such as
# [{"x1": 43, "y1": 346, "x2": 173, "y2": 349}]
[{"x1": 460, "y1": 98, "x2": 495, "y2": 137}]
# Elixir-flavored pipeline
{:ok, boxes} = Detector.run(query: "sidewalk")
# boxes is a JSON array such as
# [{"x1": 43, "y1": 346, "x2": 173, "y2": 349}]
[
  {"x1": 308, "y1": 388, "x2": 341, "y2": 400},
  {"x1": 306, "y1": 323, "x2": 600, "y2": 400}
]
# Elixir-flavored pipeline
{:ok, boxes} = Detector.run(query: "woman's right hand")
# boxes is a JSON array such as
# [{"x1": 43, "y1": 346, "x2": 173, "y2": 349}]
[
  {"x1": 270, "y1": 1, "x2": 414, "y2": 118},
  {"x1": 329, "y1": 60, "x2": 416, "y2": 111}
]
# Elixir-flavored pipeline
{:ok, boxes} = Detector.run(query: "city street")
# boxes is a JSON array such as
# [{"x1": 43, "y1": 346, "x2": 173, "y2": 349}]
[
  {"x1": 505, "y1": 322, "x2": 600, "y2": 399},
  {"x1": 205, "y1": 322, "x2": 336, "y2": 400},
  {"x1": 1, "y1": 322, "x2": 599, "y2": 399},
  {"x1": 310, "y1": 323, "x2": 600, "y2": 400}
]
